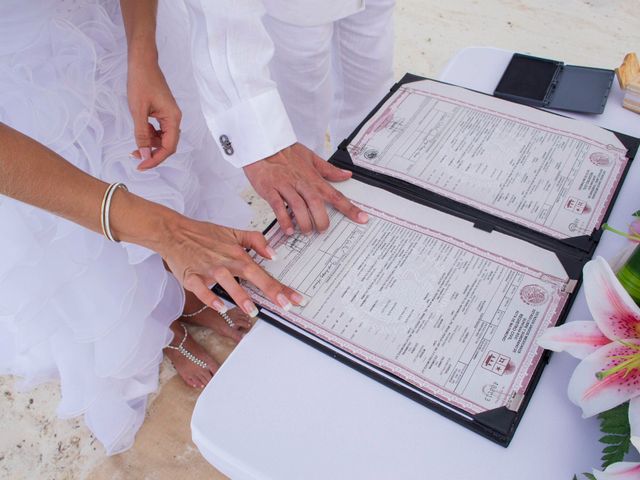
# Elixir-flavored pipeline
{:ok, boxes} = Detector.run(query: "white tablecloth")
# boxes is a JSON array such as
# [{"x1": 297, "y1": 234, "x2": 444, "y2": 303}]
[{"x1": 192, "y1": 47, "x2": 640, "y2": 480}]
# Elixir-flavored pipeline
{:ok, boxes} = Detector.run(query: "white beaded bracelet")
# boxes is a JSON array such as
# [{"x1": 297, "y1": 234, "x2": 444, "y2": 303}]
[{"x1": 100, "y1": 182, "x2": 128, "y2": 242}]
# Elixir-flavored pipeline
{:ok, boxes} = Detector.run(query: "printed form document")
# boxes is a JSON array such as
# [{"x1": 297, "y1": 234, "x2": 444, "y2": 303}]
[{"x1": 238, "y1": 78, "x2": 631, "y2": 445}]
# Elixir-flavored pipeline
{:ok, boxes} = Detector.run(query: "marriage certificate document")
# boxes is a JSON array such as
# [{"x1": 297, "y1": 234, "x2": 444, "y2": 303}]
[
  {"x1": 232, "y1": 76, "x2": 634, "y2": 443},
  {"x1": 346, "y1": 79, "x2": 628, "y2": 240},
  {"x1": 247, "y1": 180, "x2": 572, "y2": 417}
]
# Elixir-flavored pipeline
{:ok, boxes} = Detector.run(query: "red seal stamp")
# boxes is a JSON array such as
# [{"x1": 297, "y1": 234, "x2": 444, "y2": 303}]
[
  {"x1": 482, "y1": 351, "x2": 514, "y2": 376},
  {"x1": 564, "y1": 197, "x2": 588, "y2": 214},
  {"x1": 520, "y1": 284, "x2": 547, "y2": 306},
  {"x1": 590, "y1": 152, "x2": 611, "y2": 166}
]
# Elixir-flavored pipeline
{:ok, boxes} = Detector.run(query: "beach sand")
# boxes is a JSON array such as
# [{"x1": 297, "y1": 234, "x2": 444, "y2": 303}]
[{"x1": 1, "y1": 1, "x2": 638, "y2": 478}]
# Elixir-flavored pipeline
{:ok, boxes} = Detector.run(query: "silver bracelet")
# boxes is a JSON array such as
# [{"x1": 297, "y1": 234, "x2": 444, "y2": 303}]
[{"x1": 100, "y1": 182, "x2": 128, "y2": 242}]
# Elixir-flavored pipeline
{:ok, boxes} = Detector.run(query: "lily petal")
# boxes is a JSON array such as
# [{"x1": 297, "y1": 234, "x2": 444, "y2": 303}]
[
  {"x1": 584, "y1": 257, "x2": 640, "y2": 341},
  {"x1": 630, "y1": 218, "x2": 640, "y2": 238},
  {"x1": 568, "y1": 339, "x2": 640, "y2": 417},
  {"x1": 537, "y1": 321, "x2": 611, "y2": 359},
  {"x1": 630, "y1": 396, "x2": 640, "y2": 454},
  {"x1": 593, "y1": 462, "x2": 640, "y2": 480}
]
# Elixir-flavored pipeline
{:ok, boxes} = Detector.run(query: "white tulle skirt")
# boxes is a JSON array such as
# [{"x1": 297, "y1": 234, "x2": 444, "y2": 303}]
[{"x1": 0, "y1": 0, "x2": 252, "y2": 454}]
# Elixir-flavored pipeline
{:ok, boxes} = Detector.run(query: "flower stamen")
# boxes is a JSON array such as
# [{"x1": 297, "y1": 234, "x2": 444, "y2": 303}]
[
  {"x1": 602, "y1": 223, "x2": 640, "y2": 242},
  {"x1": 596, "y1": 344, "x2": 640, "y2": 380}
]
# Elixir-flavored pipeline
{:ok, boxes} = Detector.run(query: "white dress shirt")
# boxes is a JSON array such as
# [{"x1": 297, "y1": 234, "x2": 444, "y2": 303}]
[{"x1": 183, "y1": 0, "x2": 365, "y2": 167}]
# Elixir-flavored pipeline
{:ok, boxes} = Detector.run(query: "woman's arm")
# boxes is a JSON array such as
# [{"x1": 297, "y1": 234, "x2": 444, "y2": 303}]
[
  {"x1": 120, "y1": 0, "x2": 182, "y2": 170},
  {"x1": 120, "y1": 0, "x2": 158, "y2": 57},
  {"x1": 0, "y1": 123, "x2": 302, "y2": 315},
  {"x1": 0, "y1": 123, "x2": 167, "y2": 246}
]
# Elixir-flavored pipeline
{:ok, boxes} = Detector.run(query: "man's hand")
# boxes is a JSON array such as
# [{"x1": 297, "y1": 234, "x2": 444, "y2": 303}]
[{"x1": 243, "y1": 143, "x2": 369, "y2": 234}]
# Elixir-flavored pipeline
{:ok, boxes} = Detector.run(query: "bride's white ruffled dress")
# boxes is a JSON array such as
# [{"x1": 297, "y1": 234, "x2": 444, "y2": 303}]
[{"x1": 0, "y1": 0, "x2": 251, "y2": 455}]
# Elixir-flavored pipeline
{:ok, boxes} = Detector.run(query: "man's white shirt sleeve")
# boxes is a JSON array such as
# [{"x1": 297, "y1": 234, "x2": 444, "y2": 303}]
[{"x1": 184, "y1": 0, "x2": 297, "y2": 168}]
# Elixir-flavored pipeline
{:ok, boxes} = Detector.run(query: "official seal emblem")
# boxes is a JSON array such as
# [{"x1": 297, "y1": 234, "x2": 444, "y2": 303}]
[
  {"x1": 520, "y1": 284, "x2": 548, "y2": 306},
  {"x1": 590, "y1": 152, "x2": 610, "y2": 166}
]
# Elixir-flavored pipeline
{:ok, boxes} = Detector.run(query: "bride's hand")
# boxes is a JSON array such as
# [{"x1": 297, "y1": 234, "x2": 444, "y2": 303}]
[
  {"x1": 120, "y1": 1, "x2": 180, "y2": 169},
  {"x1": 126, "y1": 51, "x2": 182, "y2": 171},
  {"x1": 156, "y1": 214, "x2": 304, "y2": 317},
  {"x1": 0, "y1": 122, "x2": 299, "y2": 319}
]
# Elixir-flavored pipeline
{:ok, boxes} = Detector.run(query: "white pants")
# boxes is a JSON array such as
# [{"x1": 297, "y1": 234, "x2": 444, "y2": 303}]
[{"x1": 264, "y1": 0, "x2": 395, "y2": 157}]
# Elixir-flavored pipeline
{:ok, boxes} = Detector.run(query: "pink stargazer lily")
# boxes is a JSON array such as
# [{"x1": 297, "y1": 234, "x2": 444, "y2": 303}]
[
  {"x1": 630, "y1": 218, "x2": 640, "y2": 240},
  {"x1": 592, "y1": 461, "x2": 640, "y2": 480},
  {"x1": 538, "y1": 256, "x2": 640, "y2": 452}
]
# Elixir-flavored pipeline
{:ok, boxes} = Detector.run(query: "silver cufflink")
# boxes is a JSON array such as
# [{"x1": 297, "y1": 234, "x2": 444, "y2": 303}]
[{"x1": 219, "y1": 135, "x2": 234, "y2": 155}]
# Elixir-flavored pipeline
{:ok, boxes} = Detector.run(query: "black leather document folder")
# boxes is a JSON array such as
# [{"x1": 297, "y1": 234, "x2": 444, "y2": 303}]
[{"x1": 217, "y1": 74, "x2": 638, "y2": 447}]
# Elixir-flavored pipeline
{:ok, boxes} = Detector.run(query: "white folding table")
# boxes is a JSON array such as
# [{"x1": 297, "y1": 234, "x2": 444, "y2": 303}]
[{"x1": 191, "y1": 47, "x2": 640, "y2": 480}]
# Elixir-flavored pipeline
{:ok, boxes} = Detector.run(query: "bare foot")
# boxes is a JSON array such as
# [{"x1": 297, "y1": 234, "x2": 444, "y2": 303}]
[
  {"x1": 164, "y1": 322, "x2": 218, "y2": 389},
  {"x1": 182, "y1": 290, "x2": 252, "y2": 343}
]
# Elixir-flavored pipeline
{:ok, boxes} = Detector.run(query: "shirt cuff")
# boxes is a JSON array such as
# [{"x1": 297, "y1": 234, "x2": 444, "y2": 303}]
[{"x1": 201, "y1": 89, "x2": 297, "y2": 168}]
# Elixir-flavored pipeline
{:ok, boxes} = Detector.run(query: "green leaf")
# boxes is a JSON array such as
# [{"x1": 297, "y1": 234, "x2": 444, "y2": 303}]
[
  {"x1": 600, "y1": 415, "x2": 630, "y2": 427},
  {"x1": 597, "y1": 402, "x2": 632, "y2": 468},
  {"x1": 598, "y1": 403, "x2": 628, "y2": 420},
  {"x1": 601, "y1": 408, "x2": 628, "y2": 421},
  {"x1": 602, "y1": 445, "x2": 620, "y2": 453},
  {"x1": 599, "y1": 434, "x2": 624, "y2": 444},
  {"x1": 572, "y1": 473, "x2": 598, "y2": 480},
  {"x1": 601, "y1": 424, "x2": 630, "y2": 435},
  {"x1": 633, "y1": 210, "x2": 640, "y2": 218},
  {"x1": 600, "y1": 417, "x2": 630, "y2": 428},
  {"x1": 602, "y1": 451, "x2": 627, "y2": 468}
]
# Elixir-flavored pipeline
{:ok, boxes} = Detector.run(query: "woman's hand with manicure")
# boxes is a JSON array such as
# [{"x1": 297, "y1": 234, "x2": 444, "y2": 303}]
[{"x1": 152, "y1": 211, "x2": 301, "y2": 318}]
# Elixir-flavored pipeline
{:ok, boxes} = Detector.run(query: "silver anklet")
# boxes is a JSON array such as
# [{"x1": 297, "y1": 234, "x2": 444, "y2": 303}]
[
  {"x1": 166, "y1": 323, "x2": 208, "y2": 369},
  {"x1": 182, "y1": 302, "x2": 237, "y2": 329},
  {"x1": 182, "y1": 304, "x2": 208, "y2": 318},
  {"x1": 221, "y1": 310, "x2": 236, "y2": 329}
]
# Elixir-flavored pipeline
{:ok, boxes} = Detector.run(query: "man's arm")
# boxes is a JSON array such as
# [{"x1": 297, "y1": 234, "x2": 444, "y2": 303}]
[
  {"x1": 183, "y1": 0, "x2": 368, "y2": 233},
  {"x1": 183, "y1": 0, "x2": 296, "y2": 166}
]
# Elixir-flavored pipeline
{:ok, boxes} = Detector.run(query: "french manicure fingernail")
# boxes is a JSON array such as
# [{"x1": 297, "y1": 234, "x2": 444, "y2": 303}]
[
  {"x1": 276, "y1": 293, "x2": 292, "y2": 311},
  {"x1": 291, "y1": 291, "x2": 308, "y2": 306},
  {"x1": 243, "y1": 300, "x2": 259, "y2": 318},
  {"x1": 139, "y1": 147, "x2": 151, "y2": 161},
  {"x1": 129, "y1": 152, "x2": 137, "y2": 159},
  {"x1": 212, "y1": 299, "x2": 228, "y2": 314},
  {"x1": 357, "y1": 212, "x2": 369, "y2": 223},
  {"x1": 266, "y1": 246, "x2": 278, "y2": 260},
  {"x1": 285, "y1": 227, "x2": 295, "y2": 236}
]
